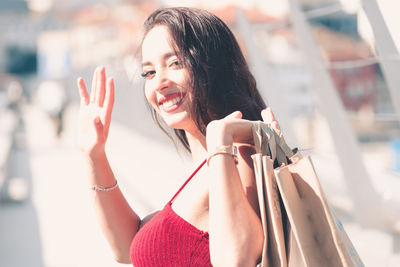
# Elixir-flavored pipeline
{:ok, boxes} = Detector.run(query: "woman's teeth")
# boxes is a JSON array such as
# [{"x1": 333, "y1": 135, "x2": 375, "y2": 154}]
[{"x1": 162, "y1": 96, "x2": 183, "y2": 108}]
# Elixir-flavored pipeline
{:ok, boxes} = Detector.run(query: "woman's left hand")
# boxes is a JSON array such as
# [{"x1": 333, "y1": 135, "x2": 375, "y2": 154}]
[
  {"x1": 206, "y1": 108, "x2": 279, "y2": 151},
  {"x1": 206, "y1": 111, "x2": 253, "y2": 151}
]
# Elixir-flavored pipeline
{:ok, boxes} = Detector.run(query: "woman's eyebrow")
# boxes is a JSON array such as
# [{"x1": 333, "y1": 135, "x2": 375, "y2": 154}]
[
  {"x1": 141, "y1": 61, "x2": 151, "y2": 68},
  {"x1": 141, "y1": 52, "x2": 177, "y2": 67}
]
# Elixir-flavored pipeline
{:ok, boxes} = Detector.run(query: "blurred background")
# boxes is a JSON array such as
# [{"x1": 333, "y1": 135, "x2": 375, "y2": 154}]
[{"x1": 0, "y1": 0, "x2": 400, "y2": 266}]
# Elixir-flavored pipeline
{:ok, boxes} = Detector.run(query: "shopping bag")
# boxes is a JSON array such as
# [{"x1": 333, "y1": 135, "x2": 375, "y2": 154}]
[
  {"x1": 252, "y1": 121, "x2": 364, "y2": 267},
  {"x1": 252, "y1": 122, "x2": 291, "y2": 267}
]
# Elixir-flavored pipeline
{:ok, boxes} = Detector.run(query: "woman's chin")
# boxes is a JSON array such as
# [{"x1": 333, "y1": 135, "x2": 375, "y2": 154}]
[
  {"x1": 164, "y1": 120, "x2": 190, "y2": 131},
  {"x1": 162, "y1": 114, "x2": 195, "y2": 131}
]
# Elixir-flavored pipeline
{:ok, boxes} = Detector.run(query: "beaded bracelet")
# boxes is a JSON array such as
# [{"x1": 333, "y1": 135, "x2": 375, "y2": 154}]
[
  {"x1": 207, "y1": 144, "x2": 238, "y2": 166},
  {"x1": 90, "y1": 180, "x2": 118, "y2": 192}
]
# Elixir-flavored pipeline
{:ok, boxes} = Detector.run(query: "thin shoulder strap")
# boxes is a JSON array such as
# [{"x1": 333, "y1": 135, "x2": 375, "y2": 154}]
[{"x1": 168, "y1": 159, "x2": 207, "y2": 204}]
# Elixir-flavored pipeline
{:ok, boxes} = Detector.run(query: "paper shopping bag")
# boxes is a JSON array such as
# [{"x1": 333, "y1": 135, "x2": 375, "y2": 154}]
[
  {"x1": 275, "y1": 155, "x2": 364, "y2": 267},
  {"x1": 252, "y1": 121, "x2": 364, "y2": 267},
  {"x1": 252, "y1": 122, "x2": 293, "y2": 267}
]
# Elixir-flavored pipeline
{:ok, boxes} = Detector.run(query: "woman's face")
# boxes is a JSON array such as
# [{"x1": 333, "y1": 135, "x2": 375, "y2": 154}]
[{"x1": 141, "y1": 26, "x2": 196, "y2": 132}]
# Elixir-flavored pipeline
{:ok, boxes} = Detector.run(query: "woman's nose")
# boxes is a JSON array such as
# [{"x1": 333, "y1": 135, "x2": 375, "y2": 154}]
[{"x1": 154, "y1": 68, "x2": 170, "y2": 92}]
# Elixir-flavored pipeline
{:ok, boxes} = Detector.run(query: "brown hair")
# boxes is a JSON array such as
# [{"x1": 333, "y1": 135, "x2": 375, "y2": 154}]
[{"x1": 140, "y1": 7, "x2": 266, "y2": 152}]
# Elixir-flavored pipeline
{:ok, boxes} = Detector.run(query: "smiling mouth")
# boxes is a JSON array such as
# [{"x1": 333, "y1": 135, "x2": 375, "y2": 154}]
[{"x1": 158, "y1": 92, "x2": 186, "y2": 113}]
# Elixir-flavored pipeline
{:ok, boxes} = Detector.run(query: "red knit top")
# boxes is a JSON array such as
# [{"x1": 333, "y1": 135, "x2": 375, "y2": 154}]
[{"x1": 130, "y1": 159, "x2": 212, "y2": 266}]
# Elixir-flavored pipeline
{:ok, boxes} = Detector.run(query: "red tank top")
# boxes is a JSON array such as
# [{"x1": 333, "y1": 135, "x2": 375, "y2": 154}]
[{"x1": 130, "y1": 159, "x2": 212, "y2": 266}]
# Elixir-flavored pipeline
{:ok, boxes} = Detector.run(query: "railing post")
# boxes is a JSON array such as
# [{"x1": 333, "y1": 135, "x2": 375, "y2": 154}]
[
  {"x1": 361, "y1": 0, "x2": 400, "y2": 117},
  {"x1": 288, "y1": 0, "x2": 384, "y2": 227}
]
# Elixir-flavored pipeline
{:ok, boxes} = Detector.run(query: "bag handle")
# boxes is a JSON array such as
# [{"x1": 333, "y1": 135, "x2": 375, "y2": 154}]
[
  {"x1": 266, "y1": 122, "x2": 295, "y2": 163},
  {"x1": 252, "y1": 121, "x2": 294, "y2": 165},
  {"x1": 252, "y1": 121, "x2": 274, "y2": 157}
]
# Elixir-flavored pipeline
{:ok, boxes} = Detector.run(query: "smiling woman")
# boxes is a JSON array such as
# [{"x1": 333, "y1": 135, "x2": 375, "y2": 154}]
[
  {"x1": 76, "y1": 6, "x2": 277, "y2": 267},
  {"x1": 140, "y1": 7, "x2": 267, "y2": 152}
]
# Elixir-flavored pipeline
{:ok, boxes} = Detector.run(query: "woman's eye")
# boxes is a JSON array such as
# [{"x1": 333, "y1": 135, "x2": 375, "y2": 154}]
[
  {"x1": 141, "y1": 70, "x2": 155, "y2": 79},
  {"x1": 169, "y1": 60, "x2": 181, "y2": 68}
]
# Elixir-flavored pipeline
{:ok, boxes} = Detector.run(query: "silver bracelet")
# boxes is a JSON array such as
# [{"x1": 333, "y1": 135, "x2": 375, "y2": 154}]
[{"x1": 90, "y1": 180, "x2": 118, "y2": 192}]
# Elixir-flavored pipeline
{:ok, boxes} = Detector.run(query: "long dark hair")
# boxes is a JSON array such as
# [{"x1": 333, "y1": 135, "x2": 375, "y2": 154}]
[{"x1": 140, "y1": 7, "x2": 266, "y2": 152}]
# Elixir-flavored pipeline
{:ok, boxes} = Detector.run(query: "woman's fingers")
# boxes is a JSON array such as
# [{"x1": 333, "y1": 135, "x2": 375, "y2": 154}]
[
  {"x1": 261, "y1": 107, "x2": 275, "y2": 123},
  {"x1": 77, "y1": 77, "x2": 89, "y2": 105},
  {"x1": 96, "y1": 66, "x2": 106, "y2": 107},
  {"x1": 261, "y1": 107, "x2": 280, "y2": 131},
  {"x1": 272, "y1": 121, "x2": 280, "y2": 131},
  {"x1": 87, "y1": 66, "x2": 107, "y2": 107},
  {"x1": 225, "y1": 111, "x2": 242, "y2": 120},
  {"x1": 103, "y1": 77, "x2": 115, "y2": 132},
  {"x1": 89, "y1": 68, "x2": 98, "y2": 104}
]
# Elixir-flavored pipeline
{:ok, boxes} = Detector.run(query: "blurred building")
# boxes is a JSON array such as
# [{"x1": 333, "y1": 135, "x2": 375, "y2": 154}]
[
  {"x1": 0, "y1": 0, "x2": 71, "y2": 99},
  {"x1": 0, "y1": 0, "x2": 398, "y2": 139}
]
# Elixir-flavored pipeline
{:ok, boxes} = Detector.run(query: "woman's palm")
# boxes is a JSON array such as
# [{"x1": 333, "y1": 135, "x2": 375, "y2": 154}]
[{"x1": 77, "y1": 67, "x2": 114, "y2": 155}]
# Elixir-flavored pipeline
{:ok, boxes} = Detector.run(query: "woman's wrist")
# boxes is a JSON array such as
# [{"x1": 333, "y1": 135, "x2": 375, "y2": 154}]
[
  {"x1": 206, "y1": 121, "x2": 234, "y2": 151},
  {"x1": 90, "y1": 179, "x2": 118, "y2": 192},
  {"x1": 82, "y1": 147, "x2": 107, "y2": 162},
  {"x1": 207, "y1": 144, "x2": 238, "y2": 166},
  {"x1": 81, "y1": 149, "x2": 117, "y2": 189}
]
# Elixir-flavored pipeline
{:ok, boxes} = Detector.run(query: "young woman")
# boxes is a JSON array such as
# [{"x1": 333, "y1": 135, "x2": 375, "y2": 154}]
[{"x1": 77, "y1": 7, "x2": 280, "y2": 266}]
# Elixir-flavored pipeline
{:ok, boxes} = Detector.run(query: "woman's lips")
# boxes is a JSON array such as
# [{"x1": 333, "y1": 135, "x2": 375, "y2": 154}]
[{"x1": 158, "y1": 92, "x2": 186, "y2": 113}]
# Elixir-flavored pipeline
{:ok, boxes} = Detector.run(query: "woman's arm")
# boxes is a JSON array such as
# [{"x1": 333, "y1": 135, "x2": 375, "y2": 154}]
[
  {"x1": 85, "y1": 152, "x2": 140, "y2": 263},
  {"x1": 77, "y1": 67, "x2": 140, "y2": 263},
  {"x1": 206, "y1": 111, "x2": 264, "y2": 267}
]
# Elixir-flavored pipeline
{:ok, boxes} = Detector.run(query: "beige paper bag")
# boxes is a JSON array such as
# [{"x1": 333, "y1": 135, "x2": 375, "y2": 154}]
[{"x1": 252, "y1": 121, "x2": 364, "y2": 267}]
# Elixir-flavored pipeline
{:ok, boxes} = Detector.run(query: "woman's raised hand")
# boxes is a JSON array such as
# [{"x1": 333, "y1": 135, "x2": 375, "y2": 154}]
[{"x1": 77, "y1": 66, "x2": 114, "y2": 157}]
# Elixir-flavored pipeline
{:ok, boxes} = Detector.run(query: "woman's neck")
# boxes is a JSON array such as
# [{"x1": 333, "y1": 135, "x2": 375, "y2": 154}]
[{"x1": 185, "y1": 130, "x2": 208, "y2": 164}]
